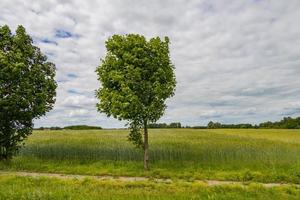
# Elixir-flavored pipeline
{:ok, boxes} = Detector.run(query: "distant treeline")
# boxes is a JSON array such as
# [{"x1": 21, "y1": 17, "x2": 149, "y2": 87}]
[
  {"x1": 206, "y1": 116, "x2": 300, "y2": 129},
  {"x1": 259, "y1": 116, "x2": 300, "y2": 129},
  {"x1": 149, "y1": 116, "x2": 300, "y2": 129},
  {"x1": 64, "y1": 125, "x2": 103, "y2": 130},
  {"x1": 206, "y1": 122, "x2": 255, "y2": 129},
  {"x1": 35, "y1": 125, "x2": 102, "y2": 130},
  {"x1": 148, "y1": 122, "x2": 182, "y2": 128},
  {"x1": 35, "y1": 116, "x2": 300, "y2": 130}
]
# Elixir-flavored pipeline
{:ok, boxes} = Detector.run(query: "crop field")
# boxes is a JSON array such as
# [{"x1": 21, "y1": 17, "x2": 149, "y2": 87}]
[
  {"x1": 1, "y1": 129, "x2": 300, "y2": 182},
  {"x1": 1, "y1": 129, "x2": 300, "y2": 199}
]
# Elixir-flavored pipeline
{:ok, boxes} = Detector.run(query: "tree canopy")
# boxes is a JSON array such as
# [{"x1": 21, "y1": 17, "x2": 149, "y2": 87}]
[
  {"x1": 0, "y1": 25, "x2": 57, "y2": 160},
  {"x1": 96, "y1": 34, "x2": 176, "y2": 169},
  {"x1": 259, "y1": 116, "x2": 300, "y2": 129}
]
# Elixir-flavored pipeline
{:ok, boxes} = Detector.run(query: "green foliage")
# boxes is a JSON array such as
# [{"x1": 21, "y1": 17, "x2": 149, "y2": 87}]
[
  {"x1": 64, "y1": 125, "x2": 102, "y2": 130},
  {"x1": 96, "y1": 34, "x2": 176, "y2": 148},
  {"x1": 0, "y1": 25, "x2": 57, "y2": 160},
  {"x1": 259, "y1": 117, "x2": 300, "y2": 129},
  {"x1": 35, "y1": 127, "x2": 62, "y2": 130},
  {"x1": 207, "y1": 121, "x2": 254, "y2": 129},
  {"x1": 128, "y1": 121, "x2": 143, "y2": 148},
  {"x1": 35, "y1": 125, "x2": 103, "y2": 130},
  {"x1": 207, "y1": 121, "x2": 222, "y2": 129},
  {"x1": 207, "y1": 116, "x2": 300, "y2": 129},
  {"x1": 148, "y1": 122, "x2": 181, "y2": 128}
]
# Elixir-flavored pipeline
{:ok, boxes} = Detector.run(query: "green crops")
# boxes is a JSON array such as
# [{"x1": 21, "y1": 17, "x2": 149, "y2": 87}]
[{"x1": 1, "y1": 129, "x2": 300, "y2": 183}]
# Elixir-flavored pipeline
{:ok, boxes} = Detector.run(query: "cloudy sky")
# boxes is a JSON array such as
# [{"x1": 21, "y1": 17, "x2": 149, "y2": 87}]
[{"x1": 1, "y1": 0, "x2": 300, "y2": 128}]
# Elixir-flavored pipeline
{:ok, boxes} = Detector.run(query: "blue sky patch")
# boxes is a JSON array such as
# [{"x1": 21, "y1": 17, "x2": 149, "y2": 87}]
[
  {"x1": 57, "y1": 80, "x2": 67, "y2": 83},
  {"x1": 67, "y1": 73, "x2": 78, "y2": 78},
  {"x1": 41, "y1": 38, "x2": 58, "y2": 45},
  {"x1": 67, "y1": 89, "x2": 82, "y2": 94},
  {"x1": 55, "y1": 29, "x2": 73, "y2": 38}
]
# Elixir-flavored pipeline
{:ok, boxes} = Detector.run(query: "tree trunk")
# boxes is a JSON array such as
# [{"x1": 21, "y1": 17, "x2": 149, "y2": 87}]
[
  {"x1": 143, "y1": 120, "x2": 149, "y2": 170},
  {"x1": 0, "y1": 148, "x2": 9, "y2": 162}
]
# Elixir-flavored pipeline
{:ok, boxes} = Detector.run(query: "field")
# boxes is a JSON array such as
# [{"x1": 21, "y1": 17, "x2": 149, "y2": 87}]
[
  {"x1": 1, "y1": 129, "x2": 300, "y2": 199},
  {"x1": 1, "y1": 175, "x2": 300, "y2": 200}
]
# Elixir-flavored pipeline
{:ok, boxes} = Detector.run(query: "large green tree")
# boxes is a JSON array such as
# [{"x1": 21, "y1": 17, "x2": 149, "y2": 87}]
[
  {"x1": 96, "y1": 34, "x2": 176, "y2": 170},
  {"x1": 0, "y1": 25, "x2": 57, "y2": 160}
]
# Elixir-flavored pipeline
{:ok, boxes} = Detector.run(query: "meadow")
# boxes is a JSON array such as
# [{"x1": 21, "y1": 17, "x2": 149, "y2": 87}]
[
  {"x1": 1, "y1": 175, "x2": 300, "y2": 200},
  {"x1": 1, "y1": 129, "x2": 300, "y2": 184}
]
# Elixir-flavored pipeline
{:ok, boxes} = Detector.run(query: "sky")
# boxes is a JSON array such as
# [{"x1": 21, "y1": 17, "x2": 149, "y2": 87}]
[{"x1": 1, "y1": 0, "x2": 300, "y2": 128}]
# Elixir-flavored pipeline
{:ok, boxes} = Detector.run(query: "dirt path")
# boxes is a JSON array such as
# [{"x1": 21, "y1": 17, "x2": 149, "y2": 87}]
[{"x1": 0, "y1": 170, "x2": 299, "y2": 188}]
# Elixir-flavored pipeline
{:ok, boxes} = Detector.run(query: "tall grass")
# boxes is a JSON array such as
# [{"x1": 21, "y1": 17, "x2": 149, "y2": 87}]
[
  {"x1": 1, "y1": 129, "x2": 300, "y2": 183},
  {"x1": 20, "y1": 129, "x2": 300, "y2": 166}
]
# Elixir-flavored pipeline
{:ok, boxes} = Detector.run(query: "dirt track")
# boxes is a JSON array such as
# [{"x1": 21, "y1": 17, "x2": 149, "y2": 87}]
[{"x1": 1, "y1": 170, "x2": 299, "y2": 188}]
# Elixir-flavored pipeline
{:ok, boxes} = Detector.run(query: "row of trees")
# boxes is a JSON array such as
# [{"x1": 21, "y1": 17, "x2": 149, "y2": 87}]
[
  {"x1": 207, "y1": 121, "x2": 254, "y2": 129},
  {"x1": 36, "y1": 116, "x2": 300, "y2": 130},
  {"x1": 148, "y1": 122, "x2": 181, "y2": 128},
  {"x1": 207, "y1": 116, "x2": 300, "y2": 129},
  {"x1": 259, "y1": 117, "x2": 300, "y2": 129},
  {"x1": 36, "y1": 123, "x2": 181, "y2": 130},
  {"x1": 35, "y1": 125, "x2": 103, "y2": 130}
]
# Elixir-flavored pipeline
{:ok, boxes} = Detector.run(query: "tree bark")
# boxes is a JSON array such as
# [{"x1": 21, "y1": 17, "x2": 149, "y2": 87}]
[{"x1": 143, "y1": 120, "x2": 149, "y2": 170}]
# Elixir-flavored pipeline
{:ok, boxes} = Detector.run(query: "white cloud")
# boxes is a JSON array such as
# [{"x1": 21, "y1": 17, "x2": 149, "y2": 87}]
[
  {"x1": 68, "y1": 109, "x2": 89, "y2": 117},
  {"x1": 1, "y1": 0, "x2": 300, "y2": 128}
]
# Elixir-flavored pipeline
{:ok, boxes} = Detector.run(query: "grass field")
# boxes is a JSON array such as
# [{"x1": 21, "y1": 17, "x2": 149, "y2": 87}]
[
  {"x1": 1, "y1": 129, "x2": 300, "y2": 184},
  {"x1": 1, "y1": 175, "x2": 300, "y2": 200}
]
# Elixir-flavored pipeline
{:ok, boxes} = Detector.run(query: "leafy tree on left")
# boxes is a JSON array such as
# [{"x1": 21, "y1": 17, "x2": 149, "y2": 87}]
[{"x1": 0, "y1": 25, "x2": 57, "y2": 160}]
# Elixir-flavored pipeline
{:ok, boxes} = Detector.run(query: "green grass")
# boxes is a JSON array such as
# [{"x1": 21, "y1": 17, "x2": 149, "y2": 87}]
[
  {"x1": 1, "y1": 129, "x2": 300, "y2": 183},
  {"x1": 1, "y1": 175, "x2": 300, "y2": 200}
]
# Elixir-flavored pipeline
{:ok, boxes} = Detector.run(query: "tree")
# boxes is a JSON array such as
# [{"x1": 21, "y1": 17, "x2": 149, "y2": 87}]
[
  {"x1": 207, "y1": 121, "x2": 222, "y2": 129},
  {"x1": 258, "y1": 116, "x2": 300, "y2": 129},
  {"x1": 0, "y1": 25, "x2": 57, "y2": 160},
  {"x1": 169, "y1": 122, "x2": 181, "y2": 128},
  {"x1": 96, "y1": 34, "x2": 176, "y2": 170}
]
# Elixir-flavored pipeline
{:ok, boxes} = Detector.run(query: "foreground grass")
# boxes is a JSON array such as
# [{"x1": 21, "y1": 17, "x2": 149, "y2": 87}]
[
  {"x1": 1, "y1": 129, "x2": 300, "y2": 183},
  {"x1": 0, "y1": 175, "x2": 300, "y2": 200}
]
